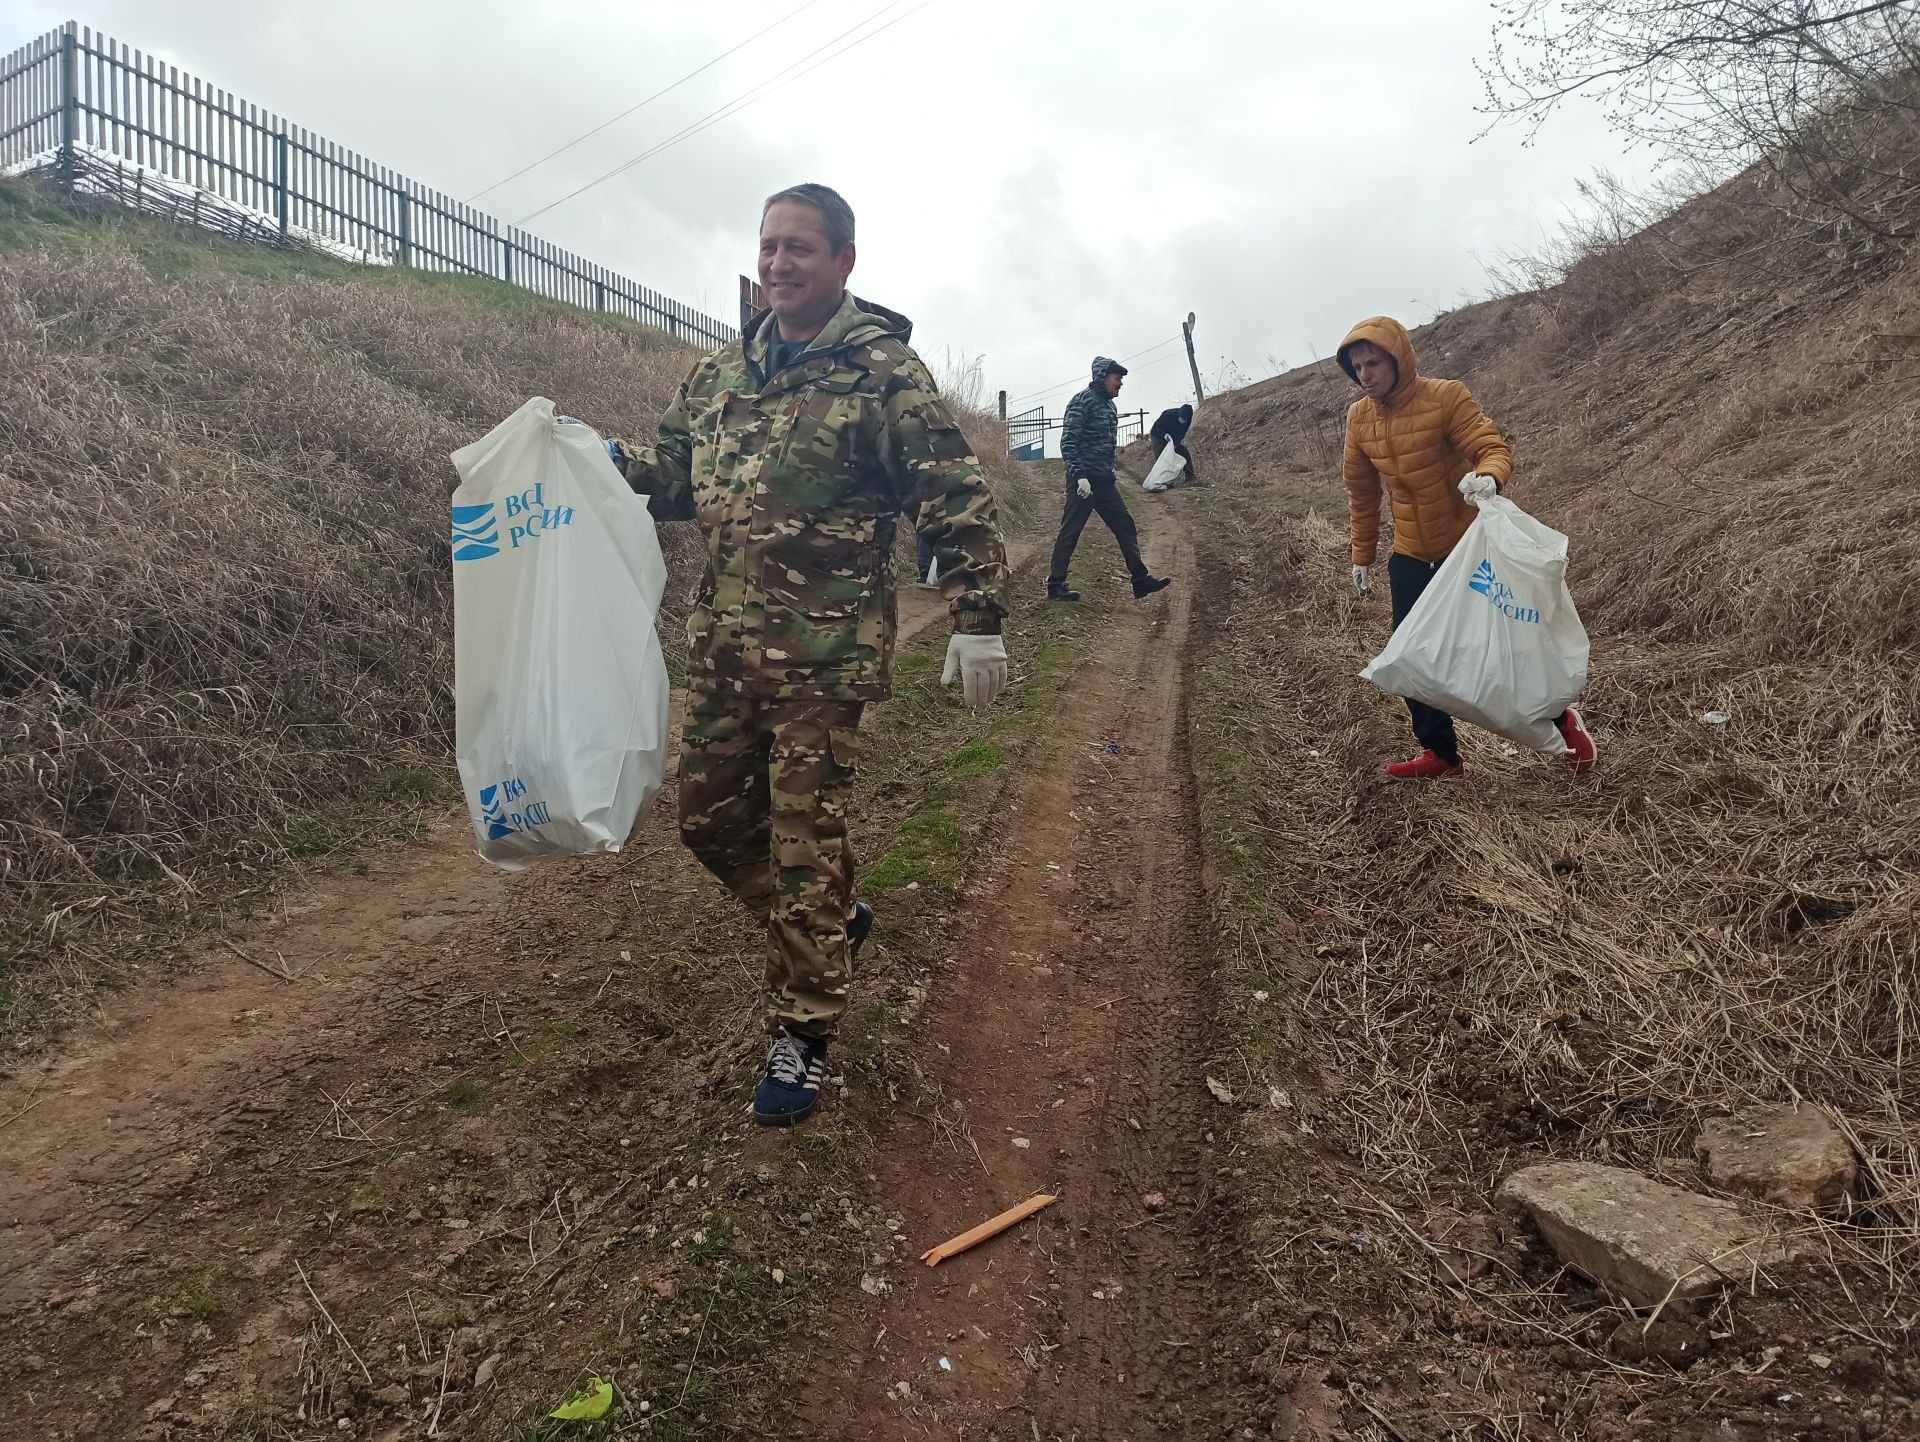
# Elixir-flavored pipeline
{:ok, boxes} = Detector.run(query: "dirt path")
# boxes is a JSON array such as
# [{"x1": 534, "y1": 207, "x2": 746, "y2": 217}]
[
  {"x1": 0, "y1": 517, "x2": 1273, "y2": 1440},
  {"x1": 0, "y1": 560, "x2": 981, "y2": 1267},
  {"x1": 793, "y1": 511, "x2": 1258, "y2": 1439},
  {"x1": 0, "y1": 541, "x2": 1047, "y2": 1440}
]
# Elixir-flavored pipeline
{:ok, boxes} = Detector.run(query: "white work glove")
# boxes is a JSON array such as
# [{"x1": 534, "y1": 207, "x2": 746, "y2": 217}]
[
  {"x1": 1076, "y1": 477, "x2": 1093, "y2": 500},
  {"x1": 942, "y1": 633, "x2": 1009, "y2": 710},
  {"x1": 1459, "y1": 473, "x2": 1499, "y2": 503},
  {"x1": 1352, "y1": 565, "x2": 1373, "y2": 598}
]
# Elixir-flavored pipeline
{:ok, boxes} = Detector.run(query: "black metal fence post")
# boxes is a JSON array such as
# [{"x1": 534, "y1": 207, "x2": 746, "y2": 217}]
[
  {"x1": 57, "y1": 23, "x2": 77, "y2": 189},
  {"x1": 395, "y1": 184, "x2": 411, "y2": 267},
  {"x1": 275, "y1": 129, "x2": 289, "y2": 237}
]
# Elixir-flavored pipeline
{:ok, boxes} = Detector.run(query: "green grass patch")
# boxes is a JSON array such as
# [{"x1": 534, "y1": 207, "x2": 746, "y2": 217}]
[
  {"x1": 840, "y1": 998, "x2": 903, "y2": 1082},
  {"x1": 167, "y1": 1270, "x2": 226, "y2": 1321},
  {"x1": 1191, "y1": 656, "x2": 1277, "y2": 933},
  {"x1": 438, "y1": 1077, "x2": 489, "y2": 1113},
  {"x1": 215, "y1": 1401, "x2": 284, "y2": 1441},
  {"x1": 497, "y1": 1013, "x2": 588, "y2": 1075}
]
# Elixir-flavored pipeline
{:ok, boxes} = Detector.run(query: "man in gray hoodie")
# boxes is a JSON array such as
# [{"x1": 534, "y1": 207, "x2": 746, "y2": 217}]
[{"x1": 1046, "y1": 356, "x2": 1172, "y2": 602}]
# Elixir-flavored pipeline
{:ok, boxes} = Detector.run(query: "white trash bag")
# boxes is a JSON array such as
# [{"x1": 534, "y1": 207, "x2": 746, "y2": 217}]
[
  {"x1": 1360, "y1": 494, "x2": 1589, "y2": 753},
  {"x1": 1142, "y1": 436, "x2": 1186, "y2": 493},
  {"x1": 450, "y1": 397, "x2": 670, "y2": 869}
]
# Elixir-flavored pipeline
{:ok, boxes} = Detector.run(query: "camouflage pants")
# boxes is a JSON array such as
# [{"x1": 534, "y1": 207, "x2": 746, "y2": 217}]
[{"x1": 679, "y1": 690, "x2": 865, "y2": 1040}]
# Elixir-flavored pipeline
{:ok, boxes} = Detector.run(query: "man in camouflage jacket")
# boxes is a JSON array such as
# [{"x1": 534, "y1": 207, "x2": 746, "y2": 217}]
[{"x1": 610, "y1": 183, "x2": 1009, "y2": 1126}]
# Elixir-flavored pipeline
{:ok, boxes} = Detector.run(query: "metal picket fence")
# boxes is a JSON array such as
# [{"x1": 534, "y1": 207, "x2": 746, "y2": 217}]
[{"x1": 0, "y1": 21, "x2": 738, "y2": 349}]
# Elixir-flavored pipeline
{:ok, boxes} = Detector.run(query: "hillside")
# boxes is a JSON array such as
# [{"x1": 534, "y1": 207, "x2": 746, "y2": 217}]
[
  {"x1": 4, "y1": 149, "x2": 1920, "y2": 1440},
  {"x1": 1166, "y1": 161, "x2": 1920, "y2": 1435}
]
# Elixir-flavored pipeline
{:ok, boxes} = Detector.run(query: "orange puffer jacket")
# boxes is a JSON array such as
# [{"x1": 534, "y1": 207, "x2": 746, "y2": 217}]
[{"x1": 1339, "y1": 317, "x2": 1513, "y2": 566}]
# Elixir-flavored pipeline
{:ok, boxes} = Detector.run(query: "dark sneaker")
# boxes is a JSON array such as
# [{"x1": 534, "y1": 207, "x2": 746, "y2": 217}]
[
  {"x1": 847, "y1": 901, "x2": 874, "y2": 960},
  {"x1": 1133, "y1": 574, "x2": 1172, "y2": 600},
  {"x1": 753, "y1": 1030, "x2": 828, "y2": 1127},
  {"x1": 1047, "y1": 583, "x2": 1081, "y2": 602}
]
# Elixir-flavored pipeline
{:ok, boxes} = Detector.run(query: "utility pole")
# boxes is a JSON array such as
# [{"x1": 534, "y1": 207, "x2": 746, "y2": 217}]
[{"x1": 1182, "y1": 311, "x2": 1205, "y2": 404}]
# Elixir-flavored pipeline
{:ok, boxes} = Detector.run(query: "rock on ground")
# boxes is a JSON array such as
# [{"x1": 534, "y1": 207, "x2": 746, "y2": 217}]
[
  {"x1": 1694, "y1": 1105, "x2": 1859, "y2": 1210},
  {"x1": 1497, "y1": 1161, "x2": 1804, "y2": 1309}
]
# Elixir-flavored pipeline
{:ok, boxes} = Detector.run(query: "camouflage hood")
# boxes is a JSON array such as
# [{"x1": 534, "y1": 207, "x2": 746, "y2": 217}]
[{"x1": 744, "y1": 293, "x2": 914, "y2": 391}]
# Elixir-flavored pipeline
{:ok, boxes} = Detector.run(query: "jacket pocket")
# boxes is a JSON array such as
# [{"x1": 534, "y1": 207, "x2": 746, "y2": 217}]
[
  {"x1": 778, "y1": 379, "x2": 868, "y2": 511},
  {"x1": 760, "y1": 551, "x2": 867, "y2": 670},
  {"x1": 827, "y1": 723, "x2": 863, "y2": 773}
]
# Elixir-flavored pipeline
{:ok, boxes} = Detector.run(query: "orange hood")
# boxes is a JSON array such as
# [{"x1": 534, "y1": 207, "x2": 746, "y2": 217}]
[{"x1": 1337, "y1": 317, "x2": 1419, "y2": 404}]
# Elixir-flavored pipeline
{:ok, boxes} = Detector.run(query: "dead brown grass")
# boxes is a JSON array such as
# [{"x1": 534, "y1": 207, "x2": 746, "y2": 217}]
[
  {"x1": 1188, "y1": 169, "x2": 1920, "y2": 1429},
  {"x1": 0, "y1": 180, "x2": 691, "y2": 1040}
]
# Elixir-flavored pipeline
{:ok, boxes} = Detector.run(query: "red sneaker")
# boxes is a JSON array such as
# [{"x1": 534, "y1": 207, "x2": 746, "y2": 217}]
[
  {"x1": 1555, "y1": 707, "x2": 1597, "y2": 772},
  {"x1": 1385, "y1": 750, "x2": 1465, "y2": 780}
]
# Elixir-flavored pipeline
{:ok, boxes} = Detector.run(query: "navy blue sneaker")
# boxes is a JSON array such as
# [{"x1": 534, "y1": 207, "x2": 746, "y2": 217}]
[
  {"x1": 753, "y1": 1031, "x2": 828, "y2": 1127},
  {"x1": 848, "y1": 901, "x2": 874, "y2": 962}
]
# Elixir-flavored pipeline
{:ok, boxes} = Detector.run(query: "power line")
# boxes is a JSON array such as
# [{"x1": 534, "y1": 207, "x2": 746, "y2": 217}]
[
  {"x1": 518, "y1": 0, "x2": 927, "y2": 224},
  {"x1": 516, "y1": 0, "x2": 929, "y2": 226},
  {"x1": 466, "y1": 0, "x2": 826, "y2": 203},
  {"x1": 1004, "y1": 335, "x2": 1183, "y2": 408}
]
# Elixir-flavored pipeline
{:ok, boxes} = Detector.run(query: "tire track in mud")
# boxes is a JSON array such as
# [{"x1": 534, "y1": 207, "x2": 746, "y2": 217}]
[{"x1": 795, "y1": 510, "x2": 1257, "y2": 1441}]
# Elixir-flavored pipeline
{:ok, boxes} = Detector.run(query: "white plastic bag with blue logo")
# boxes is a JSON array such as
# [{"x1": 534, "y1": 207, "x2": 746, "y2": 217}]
[
  {"x1": 1359, "y1": 494, "x2": 1588, "y2": 753},
  {"x1": 450, "y1": 397, "x2": 670, "y2": 870}
]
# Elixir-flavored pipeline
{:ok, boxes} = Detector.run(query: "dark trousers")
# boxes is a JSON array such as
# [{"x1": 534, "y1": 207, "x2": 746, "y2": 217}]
[
  {"x1": 1388, "y1": 552, "x2": 1567, "y2": 763},
  {"x1": 1387, "y1": 553, "x2": 1462, "y2": 764},
  {"x1": 915, "y1": 532, "x2": 937, "y2": 583},
  {"x1": 1048, "y1": 472, "x2": 1147, "y2": 586}
]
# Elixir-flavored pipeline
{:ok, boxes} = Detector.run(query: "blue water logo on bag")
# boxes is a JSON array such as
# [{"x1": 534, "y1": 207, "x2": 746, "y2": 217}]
[
  {"x1": 452, "y1": 503, "x2": 500, "y2": 561},
  {"x1": 453, "y1": 486, "x2": 576, "y2": 563},
  {"x1": 1468, "y1": 559, "x2": 1542, "y2": 625},
  {"x1": 478, "y1": 777, "x2": 553, "y2": 841},
  {"x1": 503, "y1": 483, "x2": 574, "y2": 550}
]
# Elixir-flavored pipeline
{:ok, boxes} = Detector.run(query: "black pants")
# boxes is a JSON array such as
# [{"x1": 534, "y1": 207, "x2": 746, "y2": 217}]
[
  {"x1": 1387, "y1": 554, "x2": 1462, "y2": 763},
  {"x1": 1388, "y1": 552, "x2": 1566, "y2": 763},
  {"x1": 1048, "y1": 472, "x2": 1147, "y2": 586}
]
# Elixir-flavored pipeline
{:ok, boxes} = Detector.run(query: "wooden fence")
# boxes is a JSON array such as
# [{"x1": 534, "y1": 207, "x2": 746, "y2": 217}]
[{"x1": 0, "y1": 22, "x2": 737, "y2": 349}]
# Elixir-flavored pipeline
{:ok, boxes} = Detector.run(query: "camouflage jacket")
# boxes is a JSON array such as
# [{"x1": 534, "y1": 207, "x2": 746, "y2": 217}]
[{"x1": 615, "y1": 292, "x2": 1009, "y2": 702}]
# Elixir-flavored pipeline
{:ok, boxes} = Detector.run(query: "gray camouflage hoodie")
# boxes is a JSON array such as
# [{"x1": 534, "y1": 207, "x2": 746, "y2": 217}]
[{"x1": 1060, "y1": 355, "x2": 1127, "y2": 479}]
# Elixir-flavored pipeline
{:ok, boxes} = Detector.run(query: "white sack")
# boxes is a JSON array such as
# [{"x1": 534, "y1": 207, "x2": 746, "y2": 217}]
[
  {"x1": 1360, "y1": 494, "x2": 1588, "y2": 752},
  {"x1": 450, "y1": 398, "x2": 670, "y2": 869}
]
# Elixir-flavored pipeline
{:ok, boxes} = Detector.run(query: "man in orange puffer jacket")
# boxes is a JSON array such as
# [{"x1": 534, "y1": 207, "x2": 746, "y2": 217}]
[{"x1": 1339, "y1": 316, "x2": 1596, "y2": 779}]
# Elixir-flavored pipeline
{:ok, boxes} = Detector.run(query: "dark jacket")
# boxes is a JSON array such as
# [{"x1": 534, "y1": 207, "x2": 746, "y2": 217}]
[
  {"x1": 1149, "y1": 404, "x2": 1193, "y2": 446},
  {"x1": 1061, "y1": 355, "x2": 1126, "y2": 479}
]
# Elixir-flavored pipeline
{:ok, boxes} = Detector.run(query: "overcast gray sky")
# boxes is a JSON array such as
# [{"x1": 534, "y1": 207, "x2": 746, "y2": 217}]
[{"x1": 8, "y1": 0, "x2": 1656, "y2": 421}]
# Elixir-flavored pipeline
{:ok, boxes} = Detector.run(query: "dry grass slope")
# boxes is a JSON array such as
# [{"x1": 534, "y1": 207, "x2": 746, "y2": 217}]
[{"x1": 1188, "y1": 158, "x2": 1920, "y2": 1428}]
